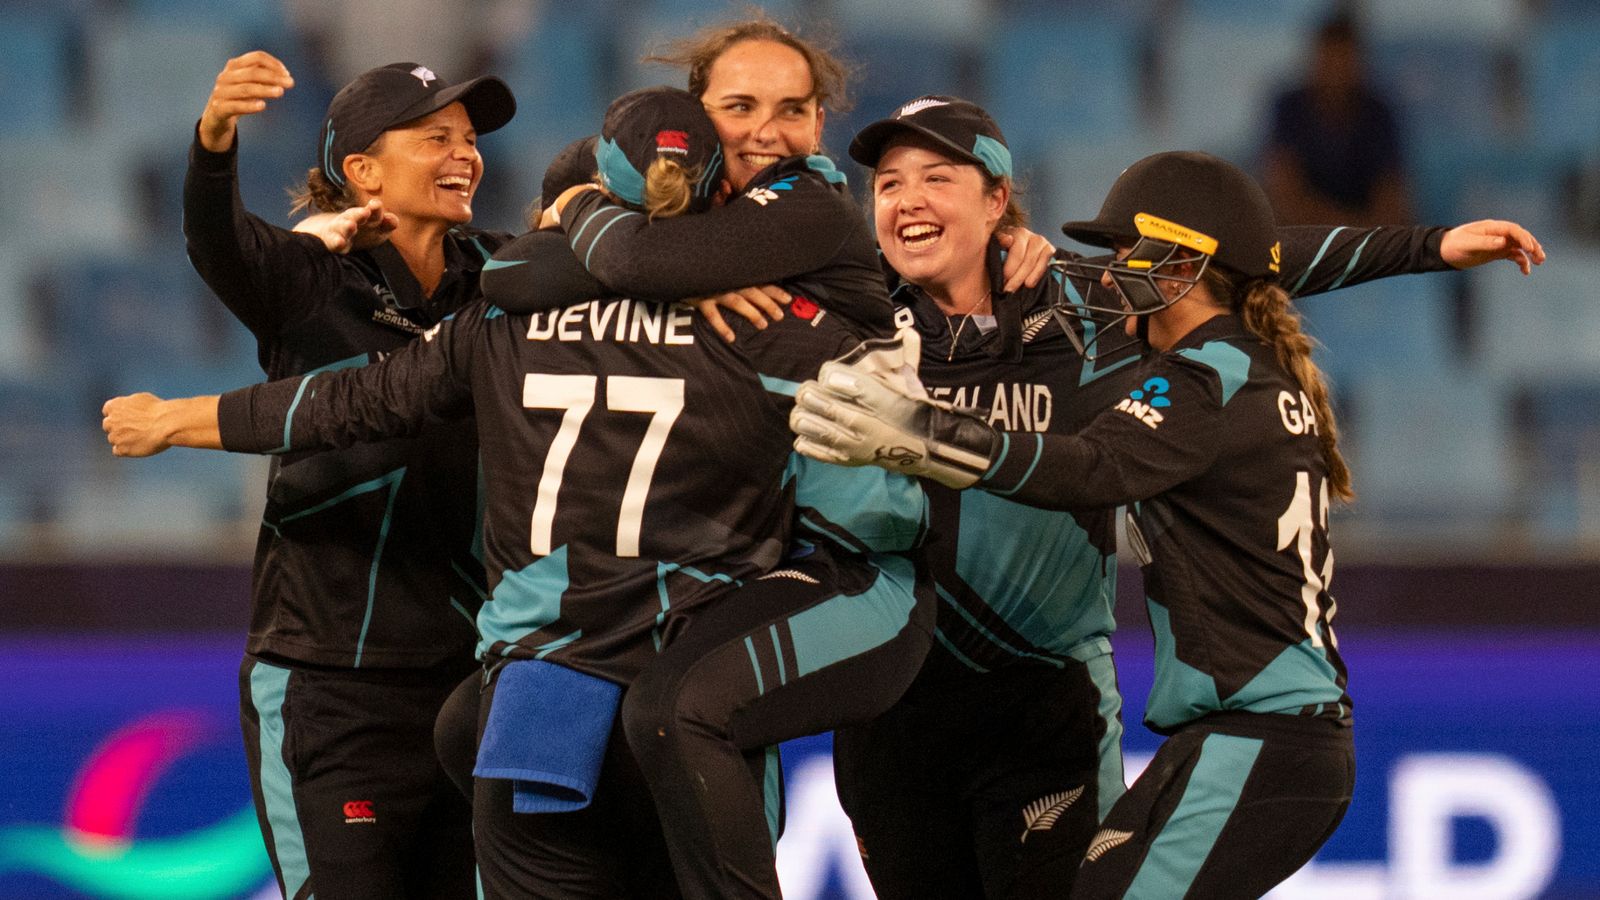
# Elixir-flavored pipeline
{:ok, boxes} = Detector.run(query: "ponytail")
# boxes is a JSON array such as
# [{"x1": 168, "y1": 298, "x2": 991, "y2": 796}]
[
  {"x1": 642, "y1": 157, "x2": 694, "y2": 220},
  {"x1": 1209, "y1": 269, "x2": 1354, "y2": 502},
  {"x1": 288, "y1": 166, "x2": 358, "y2": 216}
]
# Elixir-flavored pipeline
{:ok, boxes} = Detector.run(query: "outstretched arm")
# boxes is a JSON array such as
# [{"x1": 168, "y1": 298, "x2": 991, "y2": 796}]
[{"x1": 103, "y1": 394, "x2": 223, "y2": 456}]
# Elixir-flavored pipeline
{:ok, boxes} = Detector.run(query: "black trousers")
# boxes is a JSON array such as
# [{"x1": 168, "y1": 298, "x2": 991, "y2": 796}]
[
  {"x1": 238, "y1": 655, "x2": 476, "y2": 900},
  {"x1": 1071, "y1": 712, "x2": 1355, "y2": 900},
  {"x1": 621, "y1": 548, "x2": 936, "y2": 900},
  {"x1": 434, "y1": 667, "x2": 684, "y2": 900},
  {"x1": 834, "y1": 648, "x2": 1122, "y2": 900}
]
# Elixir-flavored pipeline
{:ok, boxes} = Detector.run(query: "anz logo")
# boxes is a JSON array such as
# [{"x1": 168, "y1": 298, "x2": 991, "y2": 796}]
[
  {"x1": 746, "y1": 175, "x2": 799, "y2": 206},
  {"x1": 1115, "y1": 377, "x2": 1170, "y2": 428}
]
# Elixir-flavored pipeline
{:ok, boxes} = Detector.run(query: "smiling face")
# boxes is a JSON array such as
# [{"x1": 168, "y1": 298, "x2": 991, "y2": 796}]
[
  {"x1": 873, "y1": 138, "x2": 1005, "y2": 308},
  {"x1": 699, "y1": 39, "x2": 825, "y2": 191},
  {"x1": 347, "y1": 102, "x2": 481, "y2": 225}
]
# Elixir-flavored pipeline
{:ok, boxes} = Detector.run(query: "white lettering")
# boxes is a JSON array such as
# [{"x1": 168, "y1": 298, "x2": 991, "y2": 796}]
[
  {"x1": 527, "y1": 311, "x2": 557, "y2": 341},
  {"x1": 988, "y1": 385, "x2": 1010, "y2": 428},
  {"x1": 613, "y1": 299, "x2": 631, "y2": 340},
  {"x1": 665, "y1": 307, "x2": 695, "y2": 345},
  {"x1": 1280, "y1": 390, "x2": 1319, "y2": 436},
  {"x1": 589, "y1": 300, "x2": 620, "y2": 339},
  {"x1": 557, "y1": 303, "x2": 586, "y2": 341},
  {"x1": 1390, "y1": 754, "x2": 1560, "y2": 900},
  {"x1": 1033, "y1": 385, "x2": 1053, "y2": 432},
  {"x1": 629, "y1": 303, "x2": 662, "y2": 343},
  {"x1": 774, "y1": 756, "x2": 877, "y2": 898}
]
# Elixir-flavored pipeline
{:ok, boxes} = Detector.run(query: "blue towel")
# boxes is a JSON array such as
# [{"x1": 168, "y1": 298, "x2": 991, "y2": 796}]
[{"x1": 473, "y1": 659, "x2": 622, "y2": 814}]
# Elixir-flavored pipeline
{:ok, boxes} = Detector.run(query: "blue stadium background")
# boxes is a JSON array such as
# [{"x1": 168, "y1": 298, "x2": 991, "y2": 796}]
[{"x1": 1, "y1": 0, "x2": 1597, "y2": 897}]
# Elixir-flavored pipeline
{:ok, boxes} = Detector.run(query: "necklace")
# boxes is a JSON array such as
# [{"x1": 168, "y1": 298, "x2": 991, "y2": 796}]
[{"x1": 946, "y1": 290, "x2": 992, "y2": 361}]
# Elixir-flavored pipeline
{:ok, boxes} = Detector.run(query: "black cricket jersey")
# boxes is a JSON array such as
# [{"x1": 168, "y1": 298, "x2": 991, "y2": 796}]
[
  {"x1": 903, "y1": 225, "x2": 1452, "y2": 678},
  {"x1": 510, "y1": 155, "x2": 896, "y2": 333},
  {"x1": 979, "y1": 312, "x2": 1352, "y2": 732},
  {"x1": 184, "y1": 130, "x2": 509, "y2": 669},
  {"x1": 213, "y1": 288, "x2": 924, "y2": 686}
]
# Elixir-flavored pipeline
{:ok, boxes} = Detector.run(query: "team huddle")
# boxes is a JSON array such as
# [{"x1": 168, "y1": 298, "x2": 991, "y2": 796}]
[{"x1": 99, "y1": 14, "x2": 1543, "y2": 900}]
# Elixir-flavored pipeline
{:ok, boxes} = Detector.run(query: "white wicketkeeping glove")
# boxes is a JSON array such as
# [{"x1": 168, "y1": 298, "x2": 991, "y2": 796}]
[{"x1": 790, "y1": 335, "x2": 999, "y2": 489}]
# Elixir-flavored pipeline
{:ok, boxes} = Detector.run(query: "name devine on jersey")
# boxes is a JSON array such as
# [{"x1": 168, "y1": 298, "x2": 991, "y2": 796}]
[{"x1": 526, "y1": 299, "x2": 696, "y2": 345}]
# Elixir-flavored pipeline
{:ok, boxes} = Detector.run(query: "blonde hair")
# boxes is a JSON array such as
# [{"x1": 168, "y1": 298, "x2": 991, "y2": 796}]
[
  {"x1": 642, "y1": 157, "x2": 694, "y2": 220},
  {"x1": 595, "y1": 157, "x2": 698, "y2": 221},
  {"x1": 646, "y1": 13, "x2": 855, "y2": 114},
  {"x1": 287, "y1": 133, "x2": 388, "y2": 216},
  {"x1": 1207, "y1": 267, "x2": 1353, "y2": 502}
]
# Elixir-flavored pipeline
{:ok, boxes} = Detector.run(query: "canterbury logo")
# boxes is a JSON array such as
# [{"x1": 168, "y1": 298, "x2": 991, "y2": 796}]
[
  {"x1": 758, "y1": 569, "x2": 821, "y2": 584},
  {"x1": 1085, "y1": 828, "x2": 1134, "y2": 862},
  {"x1": 342, "y1": 800, "x2": 376, "y2": 823},
  {"x1": 1019, "y1": 787, "x2": 1082, "y2": 843},
  {"x1": 1021, "y1": 309, "x2": 1053, "y2": 343}
]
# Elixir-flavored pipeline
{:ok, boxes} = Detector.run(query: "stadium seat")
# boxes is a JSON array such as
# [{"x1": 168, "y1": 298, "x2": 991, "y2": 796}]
[
  {"x1": 1472, "y1": 245, "x2": 1600, "y2": 381},
  {"x1": 1365, "y1": 0, "x2": 1524, "y2": 44},
  {"x1": 1342, "y1": 366, "x2": 1514, "y2": 527},
  {"x1": 0, "y1": 9, "x2": 74, "y2": 134},
  {"x1": 1162, "y1": 16, "x2": 1306, "y2": 159},
  {"x1": 982, "y1": 12, "x2": 1143, "y2": 159},
  {"x1": 87, "y1": 17, "x2": 238, "y2": 151},
  {"x1": 1514, "y1": 381, "x2": 1600, "y2": 541},
  {"x1": 1526, "y1": 19, "x2": 1600, "y2": 165},
  {"x1": 1295, "y1": 274, "x2": 1455, "y2": 395}
]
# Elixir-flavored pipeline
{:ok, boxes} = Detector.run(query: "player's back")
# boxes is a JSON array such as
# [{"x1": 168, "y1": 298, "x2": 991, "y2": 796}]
[{"x1": 461, "y1": 297, "x2": 865, "y2": 684}]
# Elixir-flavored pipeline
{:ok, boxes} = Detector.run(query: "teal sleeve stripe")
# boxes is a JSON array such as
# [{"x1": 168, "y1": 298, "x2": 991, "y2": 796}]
[
  {"x1": 567, "y1": 207, "x2": 606, "y2": 250},
  {"x1": 482, "y1": 257, "x2": 527, "y2": 271},
  {"x1": 769, "y1": 625, "x2": 788, "y2": 686},
  {"x1": 274, "y1": 375, "x2": 315, "y2": 454},
  {"x1": 278, "y1": 468, "x2": 404, "y2": 525},
  {"x1": 451, "y1": 560, "x2": 487, "y2": 602},
  {"x1": 1085, "y1": 652, "x2": 1128, "y2": 820},
  {"x1": 1125, "y1": 734, "x2": 1264, "y2": 899},
  {"x1": 762, "y1": 745, "x2": 783, "y2": 851},
  {"x1": 581, "y1": 209, "x2": 643, "y2": 270},
  {"x1": 932, "y1": 626, "x2": 991, "y2": 673},
  {"x1": 1289, "y1": 226, "x2": 1346, "y2": 295},
  {"x1": 989, "y1": 433, "x2": 1044, "y2": 497},
  {"x1": 744, "y1": 636, "x2": 766, "y2": 695},
  {"x1": 934, "y1": 582, "x2": 1064, "y2": 668},
  {"x1": 448, "y1": 597, "x2": 478, "y2": 633},
  {"x1": 247, "y1": 661, "x2": 311, "y2": 899},
  {"x1": 1328, "y1": 232, "x2": 1373, "y2": 290},
  {"x1": 984, "y1": 431, "x2": 1011, "y2": 480},
  {"x1": 532, "y1": 629, "x2": 582, "y2": 659},
  {"x1": 759, "y1": 374, "x2": 800, "y2": 397},
  {"x1": 354, "y1": 469, "x2": 406, "y2": 667}
]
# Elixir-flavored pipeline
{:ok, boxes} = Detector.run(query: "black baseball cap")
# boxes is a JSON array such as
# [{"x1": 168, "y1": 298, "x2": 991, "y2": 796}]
[
  {"x1": 319, "y1": 62, "x2": 516, "y2": 187},
  {"x1": 593, "y1": 86, "x2": 723, "y2": 212},
  {"x1": 1061, "y1": 151, "x2": 1282, "y2": 280},
  {"x1": 848, "y1": 95, "x2": 1013, "y2": 178},
  {"x1": 541, "y1": 135, "x2": 599, "y2": 210}
]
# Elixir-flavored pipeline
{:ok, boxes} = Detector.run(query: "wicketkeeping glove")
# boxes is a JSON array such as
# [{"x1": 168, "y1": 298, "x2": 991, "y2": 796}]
[{"x1": 790, "y1": 356, "x2": 1000, "y2": 489}]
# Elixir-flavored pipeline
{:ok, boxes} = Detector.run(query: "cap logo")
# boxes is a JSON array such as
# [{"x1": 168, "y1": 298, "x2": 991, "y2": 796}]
[
  {"x1": 655, "y1": 130, "x2": 689, "y2": 154},
  {"x1": 1269, "y1": 240, "x2": 1282, "y2": 273},
  {"x1": 410, "y1": 66, "x2": 436, "y2": 86},
  {"x1": 1134, "y1": 213, "x2": 1218, "y2": 256},
  {"x1": 896, "y1": 97, "x2": 949, "y2": 118}
]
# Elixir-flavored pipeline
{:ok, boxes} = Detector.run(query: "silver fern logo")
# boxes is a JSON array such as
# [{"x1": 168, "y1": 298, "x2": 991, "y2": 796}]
[
  {"x1": 1021, "y1": 309, "x2": 1054, "y2": 343},
  {"x1": 757, "y1": 569, "x2": 821, "y2": 584},
  {"x1": 1019, "y1": 787, "x2": 1083, "y2": 843},
  {"x1": 1085, "y1": 828, "x2": 1134, "y2": 861}
]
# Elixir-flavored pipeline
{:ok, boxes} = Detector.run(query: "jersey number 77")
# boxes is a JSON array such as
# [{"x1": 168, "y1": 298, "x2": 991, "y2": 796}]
[{"x1": 523, "y1": 374, "x2": 685, "y2": 558}]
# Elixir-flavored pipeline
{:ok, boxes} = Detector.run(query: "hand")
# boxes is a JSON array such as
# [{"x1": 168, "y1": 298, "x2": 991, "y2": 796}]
[
  {"x1": 102, "y1": 393, "x2": 174, "y2": 457},
  {"x1": 790, "y1": 360, "x2": 998, "y2": 489},
  {"x1": 294, "y1": 200, "x2": 398, "y2": 253},
  {"x1": 1440, "y1": 219, "x2": 1546, "y2": 275},
  {"x1": 691, "y1": 285, "x2": 791, "y2": 342},
  {"x1": 995, "y1": 227, "x2": 1055, "y2": 293},
  {"x1": 198, "y1": 50, "x2": 293, "y2": 154}
]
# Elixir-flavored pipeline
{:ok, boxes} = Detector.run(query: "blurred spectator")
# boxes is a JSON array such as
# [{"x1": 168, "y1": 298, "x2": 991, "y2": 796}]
[{"x1": 1262, "y1": 12, "x2": 1412, "y2": 225}]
